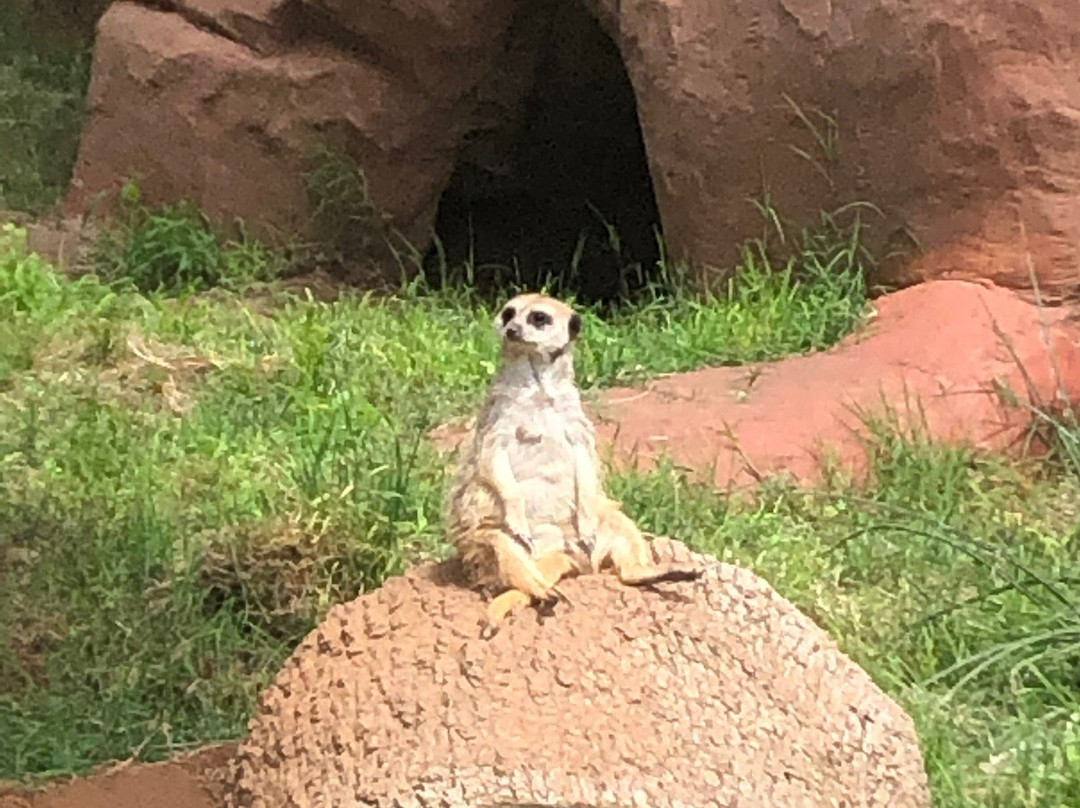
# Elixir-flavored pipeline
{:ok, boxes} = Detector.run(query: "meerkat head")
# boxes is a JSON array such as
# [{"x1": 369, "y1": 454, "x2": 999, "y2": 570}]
[{"x1": 494, "y1": 292, "x2": 582, "y2": 363}]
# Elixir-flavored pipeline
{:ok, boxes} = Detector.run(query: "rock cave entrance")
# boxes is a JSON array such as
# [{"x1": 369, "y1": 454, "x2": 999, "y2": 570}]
[{"x1": 423, "y1": 0, "x2": 663, "y2": 306}]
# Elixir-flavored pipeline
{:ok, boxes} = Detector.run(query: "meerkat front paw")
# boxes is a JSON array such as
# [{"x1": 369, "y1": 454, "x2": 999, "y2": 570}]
[{"x1": 479, "y1": 587, "x2": 565, "y2": 639}]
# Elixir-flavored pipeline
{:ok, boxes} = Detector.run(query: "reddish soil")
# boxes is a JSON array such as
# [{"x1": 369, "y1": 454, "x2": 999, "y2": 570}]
[
  {"x1": 0, "y1": 746, "x2": 233, "y2": 808},
  {"x1": 591, "y1": 279, "x2": 1080, "y2": 491}
]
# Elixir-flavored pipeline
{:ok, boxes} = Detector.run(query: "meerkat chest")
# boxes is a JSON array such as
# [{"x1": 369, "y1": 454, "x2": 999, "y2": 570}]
[{"x1": 501, "y1": 392, "x2": 591, "y2": 483}]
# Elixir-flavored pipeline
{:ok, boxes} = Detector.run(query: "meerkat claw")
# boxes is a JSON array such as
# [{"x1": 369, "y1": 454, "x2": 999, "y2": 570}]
[{"x1": 545, "y1": 585, "x2": 572, "y2": 611}]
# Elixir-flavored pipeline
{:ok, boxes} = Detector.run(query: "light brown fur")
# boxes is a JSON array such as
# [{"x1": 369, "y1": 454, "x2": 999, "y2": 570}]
[{"x1": 444, "y1": 292, "x2": 702, "y2": 633}]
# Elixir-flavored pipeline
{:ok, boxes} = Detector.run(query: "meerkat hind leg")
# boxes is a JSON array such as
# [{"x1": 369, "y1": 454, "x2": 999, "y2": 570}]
[
  {"x1": 485, "y1": 541, "x2": 582, "y2": 627},
  {"x1": 593, "y1": 507, "x2": 704, "y2": 587}
]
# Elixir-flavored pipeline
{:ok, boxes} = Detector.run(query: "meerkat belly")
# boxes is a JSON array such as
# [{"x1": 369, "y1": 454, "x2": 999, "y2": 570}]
[{"x1": 505, "y1": 410, "x2": 581, "y2": 528}]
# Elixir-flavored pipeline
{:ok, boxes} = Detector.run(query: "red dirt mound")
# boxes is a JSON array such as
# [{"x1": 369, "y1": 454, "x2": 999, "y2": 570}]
[
  {"x1": 592, "y1": 279, "x2": 1080, "y2": 490},
  {"x1": 0, "y1": 746, "x2": 233, "y2": 808}
]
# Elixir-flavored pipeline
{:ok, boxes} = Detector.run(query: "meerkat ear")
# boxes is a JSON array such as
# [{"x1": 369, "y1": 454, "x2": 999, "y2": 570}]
[{"x1": 568, "y1": 312, "x2": 582, "y2": 340}]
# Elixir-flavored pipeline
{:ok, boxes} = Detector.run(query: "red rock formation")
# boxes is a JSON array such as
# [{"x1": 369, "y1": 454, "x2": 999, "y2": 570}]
[
  {"x1": 66, "y1": 1, "x2": 1080, "y2": 298},
  {"x1": 65, "y1": 1, "x2": 515, "y2": 258},
  {"x1": 588, "y1": 0, "x2": 1080, "y2": 300}
]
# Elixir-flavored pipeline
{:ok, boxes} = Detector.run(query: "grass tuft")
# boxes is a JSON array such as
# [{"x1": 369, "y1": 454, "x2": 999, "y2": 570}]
[
  {"x1": 89, "y1": 182, "x2": 288, "y2": 296},
  {"x1": 573, "y1": 204, "x2": 871, "y2": 386}
]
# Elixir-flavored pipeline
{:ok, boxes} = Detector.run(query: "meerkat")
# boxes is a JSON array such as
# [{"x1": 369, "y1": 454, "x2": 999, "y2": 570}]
[{"x1": 444, "y1": 292, "x2": 703, "y2": 632}]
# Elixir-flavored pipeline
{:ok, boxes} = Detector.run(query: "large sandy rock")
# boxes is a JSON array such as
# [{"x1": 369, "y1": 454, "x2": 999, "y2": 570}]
[
  {"x1": 168, "y1": 0, "x2": 289, "y2": 54},
  {"x1": 65, "y1": 1, "x2": 509, "y2": 256},
  {"x1": 588, "y1": 0, "x2": 1080, "y2": 300},
  {"x1": 225, "y1": 538, "x2": 931, "y2": 808},
  {"x1": 300, "y1": 0, "x2": 515, "y2": 99}
]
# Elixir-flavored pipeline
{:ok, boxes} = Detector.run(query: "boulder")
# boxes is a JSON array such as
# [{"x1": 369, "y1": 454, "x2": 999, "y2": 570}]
[
  {"x1": 64, "y1": 1, "x2": 508, "y2": 260},
  {"x1": 300, "y1": 0, "x2": 516, "y2": 100},
  {"x1": 167, "y1": 0, "x2": 291, "y2": 54},
  {"x1": 225, "y1": 538, "x2": 931, "y2": 808},
  {"x1": 587, "y1": 0, "x2": 1080, "y2": 301}
]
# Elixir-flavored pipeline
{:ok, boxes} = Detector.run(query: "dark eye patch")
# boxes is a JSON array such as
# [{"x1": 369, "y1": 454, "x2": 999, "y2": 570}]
[
  {"x1": 500, "y1": 307, "x2": 516, "y2": 325},
  {"x1": 527, "y1": 310, "x2": 553, "y2": 328},
  {"x1": 568, "y1": 312, "x2": 582, "y2": 340}
]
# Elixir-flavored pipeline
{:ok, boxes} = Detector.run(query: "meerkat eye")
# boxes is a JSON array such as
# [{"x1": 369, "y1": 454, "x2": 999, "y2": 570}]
[
  {"x1": 527, "y1": 310, "x2": 553, "y2": 328},
  {"x1": 500, "y1": 307, "x2": 516, "y2": 325}
]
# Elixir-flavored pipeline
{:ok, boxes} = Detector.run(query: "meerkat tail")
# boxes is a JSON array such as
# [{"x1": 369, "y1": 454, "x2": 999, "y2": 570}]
[{"x1": 616, "y1": 565, "x2": 706, "y2": 586}]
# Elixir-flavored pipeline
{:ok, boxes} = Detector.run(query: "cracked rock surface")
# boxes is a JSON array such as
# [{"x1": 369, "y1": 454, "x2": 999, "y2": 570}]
[{"x1": 225, "y1": 538, "x2": 931, "y2": 808}]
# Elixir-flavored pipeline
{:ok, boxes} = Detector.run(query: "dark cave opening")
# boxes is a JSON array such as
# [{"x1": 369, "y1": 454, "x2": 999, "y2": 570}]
[{"x1": 423, "y1": 0, "x2": 664, "y2": 306}]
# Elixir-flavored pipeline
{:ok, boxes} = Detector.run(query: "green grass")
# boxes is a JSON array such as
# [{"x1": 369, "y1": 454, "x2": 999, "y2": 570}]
[
  {"x1": 571, "y1": 207, "x2": 871, "y2": 386},
  {"x1": 0, "y1": 204, "x2": 1077, "y2": 808},
  {"x1": 0, "y1": 6, "x2": 92, "y2": 213},
  {"x1": 90, "y1": 182, "x2": 289, "y2": 296},
  {"x1": 611, "y1": 449, "x2": 1080, "y2": 808}
]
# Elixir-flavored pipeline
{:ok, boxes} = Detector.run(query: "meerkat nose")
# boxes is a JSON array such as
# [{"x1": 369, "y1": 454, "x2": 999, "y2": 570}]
[{"x1": 505, "y1": 324, "x2": 523, "y2": 341}]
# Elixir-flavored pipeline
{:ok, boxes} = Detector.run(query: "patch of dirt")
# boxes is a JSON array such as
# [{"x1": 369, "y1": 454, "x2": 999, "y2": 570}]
[
  {"x1": 593, "y1": 280, "x2": 1080, "y2": 491},
  {"x1": 0, "y1": 744, "x2": 234, "y2": 808},
  {"x1": 238, "y1": 266, "x2": 346, "y2": 314},
  {"x1": 35, "y1": 329, "x2": 221, "y2": 416},
  {"x1": 21, "y1": 215, "x2": 100, "y2": 276},
  {"x1": 193, "y1": 512, "x2": 374, "y2": 641}
]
